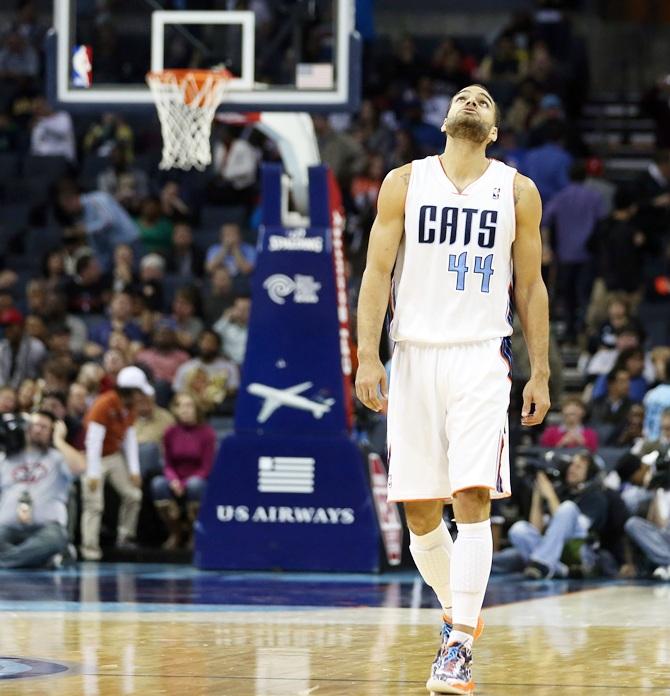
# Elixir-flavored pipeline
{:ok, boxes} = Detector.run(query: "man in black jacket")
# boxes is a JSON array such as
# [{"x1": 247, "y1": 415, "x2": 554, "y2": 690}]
[{"x1": 493, "y1": 452, "x2": 616, "y2": 578}]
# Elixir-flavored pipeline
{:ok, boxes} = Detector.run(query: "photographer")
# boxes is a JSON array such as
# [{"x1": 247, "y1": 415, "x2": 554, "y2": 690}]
[
  {"x1": 624, "y1": 489, "x2": 670, "y2": 580},
  {"x1": 0, "y1": 411, "x2": 85, "y2": 568},
  {"x1": 624, "y1": 415, "x2": 670, "y2": 579},
  {"x1": 606, "y1": 453, "x2": 654, "y2": 517},
  {"x1": 493, "y1": 452, "x2": 612, "y2": 579}
]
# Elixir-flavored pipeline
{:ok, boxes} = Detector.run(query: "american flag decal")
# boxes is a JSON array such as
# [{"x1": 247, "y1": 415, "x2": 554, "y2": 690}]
[{"x1": 257, "y1": 456, "x2": 315, "y2": 494}]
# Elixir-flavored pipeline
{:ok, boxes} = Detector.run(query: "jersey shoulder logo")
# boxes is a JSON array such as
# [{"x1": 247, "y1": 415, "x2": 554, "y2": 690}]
[{"x1": 492, "y1": 187, "x2": 500, "y2": 199}]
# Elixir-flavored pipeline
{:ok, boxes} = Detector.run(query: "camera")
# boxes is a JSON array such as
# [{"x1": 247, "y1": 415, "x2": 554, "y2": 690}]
[
  {"x1": 0, "y1": 413, "x2": 27, "y2": 456},
  {"x1": 517, "y1": 447, "x2": 565, "y2": 481},
  {"x1": 646, "y1": 446, "x2": 670, "y2": 490}
]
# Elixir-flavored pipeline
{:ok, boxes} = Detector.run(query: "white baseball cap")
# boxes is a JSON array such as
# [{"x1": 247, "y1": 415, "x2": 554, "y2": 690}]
[{"x1": 116, "y1": 366, "x2": 155, "y2": 396}]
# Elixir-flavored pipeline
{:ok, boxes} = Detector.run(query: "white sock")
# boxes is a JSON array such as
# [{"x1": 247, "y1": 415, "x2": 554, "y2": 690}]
[
  {"x1": 447, "y1": 629, "x2": 473, "y2": 648},
  {"x1": 450, "y1": 519, "x2": 492, "y2": 629},
  {"x1": 409, "y1": 519, "x2": 453, "y2": 612}
]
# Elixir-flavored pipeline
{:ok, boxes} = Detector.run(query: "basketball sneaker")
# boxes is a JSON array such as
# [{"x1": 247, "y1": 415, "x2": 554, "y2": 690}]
[{"x1": 426, "y1": 639, "x2": 475, "y2": 694}]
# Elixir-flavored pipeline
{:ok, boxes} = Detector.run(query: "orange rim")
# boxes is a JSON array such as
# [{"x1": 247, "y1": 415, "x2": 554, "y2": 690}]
[
  {"x1": 146, "y1": 68, "x2": 232, "y2": 106},
  {"x1": 146, "y1": 68, "x2": 232, "y2": 85}
]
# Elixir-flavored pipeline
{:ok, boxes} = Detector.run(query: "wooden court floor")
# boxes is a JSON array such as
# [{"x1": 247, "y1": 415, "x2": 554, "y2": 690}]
[{"x1": 0, "y1": 565, "x2": 668, "y2": 695}]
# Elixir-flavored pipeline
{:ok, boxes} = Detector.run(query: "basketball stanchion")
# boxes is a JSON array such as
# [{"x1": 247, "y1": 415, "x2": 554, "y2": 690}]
[{"x1": 195, "y1": 163, "x2": 380, "y2": 572}]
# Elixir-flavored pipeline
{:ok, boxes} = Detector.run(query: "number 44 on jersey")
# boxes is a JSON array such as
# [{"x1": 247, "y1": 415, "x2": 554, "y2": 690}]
[{"x1": 418, "y1": 204, "x2": 498, "y2": 293}]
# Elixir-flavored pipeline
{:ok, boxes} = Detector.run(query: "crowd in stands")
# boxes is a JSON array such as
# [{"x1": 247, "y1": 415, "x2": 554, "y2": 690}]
[{"x1": 0, "y1": 2, "x2": 669, "y2": 581}]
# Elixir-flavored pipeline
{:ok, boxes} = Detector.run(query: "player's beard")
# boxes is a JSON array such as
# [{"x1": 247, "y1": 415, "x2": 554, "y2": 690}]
[{"x1": 442, "y1": 113, "x2": 490, "y2": 144}]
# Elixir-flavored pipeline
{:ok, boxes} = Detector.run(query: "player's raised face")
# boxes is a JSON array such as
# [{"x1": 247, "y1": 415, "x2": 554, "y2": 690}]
[{"x1": 442, "y1": 86, "x2": 498, "y2": 144}]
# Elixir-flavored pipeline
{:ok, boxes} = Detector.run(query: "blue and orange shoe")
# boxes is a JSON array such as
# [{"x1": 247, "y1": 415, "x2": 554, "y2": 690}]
[{"x1": 426, "y1": 640, "x2": 475, "y2": 694}]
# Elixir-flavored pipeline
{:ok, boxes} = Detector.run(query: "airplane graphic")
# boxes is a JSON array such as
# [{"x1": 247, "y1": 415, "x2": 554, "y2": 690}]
[{"x1": 247, "y1": 382, "x2": 335, "y2": 423}]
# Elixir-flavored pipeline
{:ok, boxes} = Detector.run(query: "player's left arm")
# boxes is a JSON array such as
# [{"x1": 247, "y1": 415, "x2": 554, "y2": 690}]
[{"x1": 512, "y1": 173, "x2": 551, "y2": 427}]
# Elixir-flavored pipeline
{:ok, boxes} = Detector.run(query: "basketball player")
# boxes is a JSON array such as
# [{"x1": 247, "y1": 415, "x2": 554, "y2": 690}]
[{"x1": 355, "y1": 85, "x2": 550, "y2": 694}]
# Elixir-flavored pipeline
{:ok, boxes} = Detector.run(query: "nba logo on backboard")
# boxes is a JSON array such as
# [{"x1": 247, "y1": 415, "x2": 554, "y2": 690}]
[
  {"x1": 71, "y1": 45, "x2": 92, "y2": 88},
  {"x1": 492, "y1": 187, "x2": 500, "y2": 199}
]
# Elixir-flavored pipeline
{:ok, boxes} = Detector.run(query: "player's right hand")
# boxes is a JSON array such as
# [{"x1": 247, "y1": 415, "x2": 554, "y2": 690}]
[{"x1": 355, "y1": 358, "x2": 388, "y2": 413}]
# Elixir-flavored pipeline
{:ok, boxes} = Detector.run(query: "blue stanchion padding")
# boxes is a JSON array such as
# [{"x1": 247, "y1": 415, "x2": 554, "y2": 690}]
[
  {"x1": 195, "y1": 433, "x2": 379, "y2": 572},
  {"x1": 196, "y1": 164, "x2": 379, "y2": 571}
]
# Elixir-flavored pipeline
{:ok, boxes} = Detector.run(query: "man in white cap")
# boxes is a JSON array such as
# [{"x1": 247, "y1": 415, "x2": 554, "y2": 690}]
[{"x1": 80, "y1": 366, "x2": 153, "y2": 560}]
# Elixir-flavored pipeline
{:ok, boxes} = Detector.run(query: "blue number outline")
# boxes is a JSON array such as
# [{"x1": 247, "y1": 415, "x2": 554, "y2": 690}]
[
  {"x1": 473, "y1": 254, "x2": 494, "y2": 293},
  {"x1": 448, "y1": 252, "x2": 469, "y2": 291},
  {"x1": 447, "y1": 252, "x2": 495, "y2": 292}
]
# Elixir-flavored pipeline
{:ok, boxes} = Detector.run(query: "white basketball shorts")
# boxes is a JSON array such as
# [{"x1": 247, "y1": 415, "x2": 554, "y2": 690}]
[{"x1": 386, "y1": 338, "x2": 512, "y2": 503}]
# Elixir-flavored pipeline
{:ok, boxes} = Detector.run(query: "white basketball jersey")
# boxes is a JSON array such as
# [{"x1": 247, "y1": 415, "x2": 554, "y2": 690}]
[{"x1": 390, "y1": 156, "x2": 517, "y2": 344}]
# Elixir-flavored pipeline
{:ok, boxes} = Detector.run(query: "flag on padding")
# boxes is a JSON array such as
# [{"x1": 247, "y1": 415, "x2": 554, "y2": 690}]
[{"x1": 257, "y1": 456, "x2": 315, "y2": 494}]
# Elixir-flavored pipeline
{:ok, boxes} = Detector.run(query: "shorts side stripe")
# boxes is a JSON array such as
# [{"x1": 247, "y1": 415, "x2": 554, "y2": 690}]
[
  {"x1": 495, "y1": 427, "x2": 505, "y2": 493},
  {"x1": 499, "y1": 336, "x2": 513, "y2": 381}
]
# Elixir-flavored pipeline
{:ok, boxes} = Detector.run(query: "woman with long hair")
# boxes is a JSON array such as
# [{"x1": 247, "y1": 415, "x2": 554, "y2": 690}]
[{"x1": 151, "y1": 393, "x2": 216, "y2": 549}]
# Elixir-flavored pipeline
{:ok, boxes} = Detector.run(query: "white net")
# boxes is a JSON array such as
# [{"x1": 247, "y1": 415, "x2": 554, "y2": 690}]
[{"x1": 146, "y1": 70, "x2": 231, "y2": 171}]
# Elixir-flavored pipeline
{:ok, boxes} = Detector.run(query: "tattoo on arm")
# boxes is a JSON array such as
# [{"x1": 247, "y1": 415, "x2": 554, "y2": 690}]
[
  {"x1": 513, "y1": 177, "x2": 523, "y2": 205},
  {"x1": 401, "y1": 173, "x2": 410, "y2": 188}
]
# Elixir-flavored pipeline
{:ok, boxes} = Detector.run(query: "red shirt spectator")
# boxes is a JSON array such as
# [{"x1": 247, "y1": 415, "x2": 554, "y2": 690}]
[
  {"x1": 540, "y1": 397, "x2": 599, "y2": 453},
  {"x1": 163, "y1": 394, "x2": 216, "y2": 484}
]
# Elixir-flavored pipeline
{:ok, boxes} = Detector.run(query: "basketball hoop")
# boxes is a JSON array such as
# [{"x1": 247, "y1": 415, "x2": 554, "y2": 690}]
[{"x1": 146, "y1": 68, "x2": 232, "y2": 171}]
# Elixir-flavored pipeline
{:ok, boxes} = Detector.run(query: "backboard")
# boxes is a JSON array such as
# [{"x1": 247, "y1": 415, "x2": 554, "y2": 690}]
[{"x1": 47, "y1": 0, "x2": 361, "y2": 112}]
